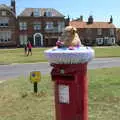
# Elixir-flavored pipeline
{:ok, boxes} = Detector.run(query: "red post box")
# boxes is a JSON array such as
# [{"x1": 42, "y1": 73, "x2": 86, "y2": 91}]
[
  {"x1": 44, "y1": 46, "x2": 94, "y2": 120},
  {"x1": 51, "y1": 63, "x2": 88, "y2": 120}
]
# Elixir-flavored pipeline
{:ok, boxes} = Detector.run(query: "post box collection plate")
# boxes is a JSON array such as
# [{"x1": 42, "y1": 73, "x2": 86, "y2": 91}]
[{"x1": 58, "y1": 85, "x2": 70, "y2": 104}]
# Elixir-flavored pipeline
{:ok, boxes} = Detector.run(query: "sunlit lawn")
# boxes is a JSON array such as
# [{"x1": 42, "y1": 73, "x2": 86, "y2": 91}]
[
  {"x1": 0, "y1": 46, "x2": 120, "y2": 64},
  {"x1": 0, "y1": 48, "x2": 49, "y2": 64},
  {"x1": 93, "y1": 46, "x2": 120, "y2": 58},
  {"x1": 0, "y1": 67, "x2": 120, "y2": 120}
]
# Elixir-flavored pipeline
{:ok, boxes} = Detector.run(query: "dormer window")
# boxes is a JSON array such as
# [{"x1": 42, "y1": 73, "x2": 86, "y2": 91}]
[
  {"x1": 46, "y1": 10, "x2": 52, "y2": 17},
  {"x1": 33, "y1": 8, "x2": 40, "y2": 17},
  {"x1": 2, "y1": 11, "x2": 6, "y2": 16}
]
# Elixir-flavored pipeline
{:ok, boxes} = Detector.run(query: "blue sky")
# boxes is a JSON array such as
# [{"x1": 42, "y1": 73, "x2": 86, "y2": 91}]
[{"x1": 0, "y1": 0, "x2": 120, "y2": 27}]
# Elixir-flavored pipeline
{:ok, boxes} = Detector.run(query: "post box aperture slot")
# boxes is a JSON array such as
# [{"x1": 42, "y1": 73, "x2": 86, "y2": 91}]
[{"x1": 52, "y1": 75, "x2": 74, "y2": 81}]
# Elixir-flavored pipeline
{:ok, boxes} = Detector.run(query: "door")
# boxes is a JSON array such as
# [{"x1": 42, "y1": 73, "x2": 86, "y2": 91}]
[{"x1": 35, "y1": 36, "x2": 41, "y2": 47}]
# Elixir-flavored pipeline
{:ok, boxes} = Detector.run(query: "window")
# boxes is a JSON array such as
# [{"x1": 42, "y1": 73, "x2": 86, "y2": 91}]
[
  {"x1": 34, "y1": 22, "x2": 41, "y2": 30},
  {"x1": 19, "y1": 35, "x2": 27, "y2": 45},
  {"x1": 19, "y1": 22, "x2": 27, "y2": 30},
  {"x1": 86, "y1": 28, "x2": 92, "y2": 35},
  {"x1": 54, "y1": 22, "x2": 58, "y2": 27},
  {"x1": 2, "y1": 11, "x2": 6, "y2": 16},
  {"x1": 45, "y1": 22, "x2": 53, "y2": 30},
  {"x1": 33, "y1": 8, "x2": 40, "y2": 17},
  {"x1": 96, "y1": 38, "x2": 103, "y2": 45},
  {"x1": 0, "y1": 31, "x2": 11, "y2": 43},
  {"x1": 58, "y1": 21, "x2": 65, "y2": 32},
  {"x1": 46, "y1": 11, "x2": 52, "y2": 17},
  {"x1": 0, "y1": 17, "x2": 9, "y2": 27},
  {"x1": 110, "y1": 28, "x2": 114, "y2": 36},
  {"x1": 109, "y1": 37, "x2": 115, "y2": 44},
  {"x1": 97, "y1": 29, "x2": 102, "y2": 35}
]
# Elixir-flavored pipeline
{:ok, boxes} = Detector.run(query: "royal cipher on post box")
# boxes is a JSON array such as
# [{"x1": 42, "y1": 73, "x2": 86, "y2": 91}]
[{"x1": 44, "y1": 47, "x2": 94, "y2": 120}]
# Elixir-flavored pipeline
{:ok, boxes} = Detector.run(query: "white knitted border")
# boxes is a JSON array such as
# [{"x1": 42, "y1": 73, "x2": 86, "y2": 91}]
[{"x1": 44, "y1": 47, "x2": 95, "y2": 64}]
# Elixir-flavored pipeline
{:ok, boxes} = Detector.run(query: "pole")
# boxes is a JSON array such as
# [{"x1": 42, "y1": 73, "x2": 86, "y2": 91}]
[{"x1": 34, "y1": 82, "x2": 38, "y2": 93}]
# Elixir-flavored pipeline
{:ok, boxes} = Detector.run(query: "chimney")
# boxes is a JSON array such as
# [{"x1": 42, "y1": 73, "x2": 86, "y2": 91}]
[
  {"x1": 109, "y1": 16, "x2": 113, "y2": 23},
  {"x1": 11, "y1": 0, "x2": 16, "y2": 14},
  {"x1": 88, "y1": 15, "x2": 93, "y2": 24},
  {"x1": 65, "y1": 16, "x2": 70, "y2": 26},
  {"x1": 80, "y1": 15, "x2": 83, "y2": 22}
]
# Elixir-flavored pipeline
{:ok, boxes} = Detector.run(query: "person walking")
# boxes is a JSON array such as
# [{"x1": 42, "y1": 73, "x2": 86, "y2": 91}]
[
  {"x1": 27, "y1": 41, "x2": 32, "y2": 56},
  {"x1": 24, "y1": 44, "x2": 27, "y2": 56}
]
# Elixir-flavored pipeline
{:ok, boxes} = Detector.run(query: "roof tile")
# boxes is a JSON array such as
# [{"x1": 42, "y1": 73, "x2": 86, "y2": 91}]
[
  {"x1": 70, "y1": 21, "x2": 116, "y2": 28},
  {"x1": 19, "y1": 8, "x2": 64, "y2": 17}
]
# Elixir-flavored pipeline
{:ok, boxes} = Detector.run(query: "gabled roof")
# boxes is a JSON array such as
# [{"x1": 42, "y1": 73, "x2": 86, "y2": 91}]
[
  {"x1": 19, "y1": 8, "x2": 64, "y2": 17},
  {"x1": 0, "y1": 4, "x2": 16, "y2": 17},
  {"x1": 0, "y1": 4, "x2": 8, "y2": 9},
  {"x1": 70, "y1": 21, "x2": 116, "y2": 29}
]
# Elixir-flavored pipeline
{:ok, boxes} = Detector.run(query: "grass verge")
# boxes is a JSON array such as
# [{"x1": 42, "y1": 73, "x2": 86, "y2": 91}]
[
  {"x1": 0, "y1": 67, "x2": 120, "y2": 120},
  {"x1": 94, "y1": 46, "x2": 120, "y2": 58},
  {"x1": 0, "y1": 74, "x2": 55, "y2": 120},
  {"x1": 0, "y1": 48, "x2": 49, "y2": 64},
  {"x1": 0, "y1": 46, "x2": 120, "y2": 64},
  {"x1": 88, "y1": 67, "x2": 120, "y2": 120}
]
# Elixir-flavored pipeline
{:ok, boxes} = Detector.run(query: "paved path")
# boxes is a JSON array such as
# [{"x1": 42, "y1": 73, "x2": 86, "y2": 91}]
[{"x1": 0, "y1": 57, "x2": 120, "y2": 81}]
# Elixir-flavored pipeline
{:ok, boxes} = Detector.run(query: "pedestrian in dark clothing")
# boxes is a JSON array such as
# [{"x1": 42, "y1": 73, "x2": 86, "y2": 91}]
[
  {"x1": 24, "y1": 44, "x2": 27, "y2": 55},
  {"x1": 27, "y1": 41, "x2": 32, "y2": 56}
]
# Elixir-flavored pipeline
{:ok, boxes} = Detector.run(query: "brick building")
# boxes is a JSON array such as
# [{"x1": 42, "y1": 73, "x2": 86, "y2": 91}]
[
  {"x1": 0, "y1": 0, "x2": 117, "y2": 47},
  {"x1": 116, "y1": 28, "x2": 120, "y2": 45},
  {"x1": 70, "y1": 16, "x2": 117, "y2": 46},
  {"x1": 0, "y1": 0, "x2": 17, "y2": 47},
  {"x1": 17, "y1": 8, "x2": 69, "y2": 47},
  {"x1": 0, "y1": 0, "x2": 69, "y2": 47}
]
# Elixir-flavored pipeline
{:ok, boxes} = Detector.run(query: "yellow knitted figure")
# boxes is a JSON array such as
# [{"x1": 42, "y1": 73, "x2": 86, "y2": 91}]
[{"x1": 60, "y1": 26, "x2": 82, "y2": 47}]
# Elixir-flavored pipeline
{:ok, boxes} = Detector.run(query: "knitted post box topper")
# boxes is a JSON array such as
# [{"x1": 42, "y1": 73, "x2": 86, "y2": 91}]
[{"x1": 59, "y1": 26, "x2": 82, "y2": 49}]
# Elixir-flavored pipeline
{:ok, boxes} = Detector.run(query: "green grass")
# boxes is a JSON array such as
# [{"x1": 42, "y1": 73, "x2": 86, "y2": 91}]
[
  {"x1": 94, "y1": 46, "x2": 120, "y2": 58},
  {"x1": 0, "y1": 67, "x2": 120, "y2": 120},
  {"x1": 0, "y1": 48, "x2": 49, "y2": 64},
  {"x1": 88, "y1": 67, "x2": 120, "y2": 120},
  {"x1": 0, "y1": 46, "x2": 120, "y2": 64},
  {"x1": 0, "y1": 74, "x2": 55, "y2": 120}
]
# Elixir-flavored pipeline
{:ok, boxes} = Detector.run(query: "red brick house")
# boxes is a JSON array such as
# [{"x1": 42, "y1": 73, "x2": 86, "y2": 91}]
[
  {"x1": 116, "y1": 28, "x2": 120, "y2": 45},
  {"x1": 70, "y1": 16, "x2": 117, "y2": 46},
  {"x1": 17, "y1": 8, "x2": 69, "y2": 47},
  {"x1": 0, "y1": 0, "x2": 17, "y2": 47}
]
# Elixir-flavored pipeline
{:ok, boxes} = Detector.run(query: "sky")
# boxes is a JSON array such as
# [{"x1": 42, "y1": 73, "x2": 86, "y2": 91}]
[{"x1": 0, "y1": 0, "x2": 120, "y2": 27}]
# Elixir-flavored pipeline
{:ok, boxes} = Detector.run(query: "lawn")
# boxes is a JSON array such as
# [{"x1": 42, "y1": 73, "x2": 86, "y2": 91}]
[
  {"x1": 0, "y1": 46, "x2": 120, "y2": 64},
  {"x1": 0, "y1": 48, "x2": 49, "y2": 64},
  {"x1": 94, "y1": 46, "x2": 120, "y2": 58},
  {"x1": 0, "y1": 67, "x2": 120, "y2": 120}
]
